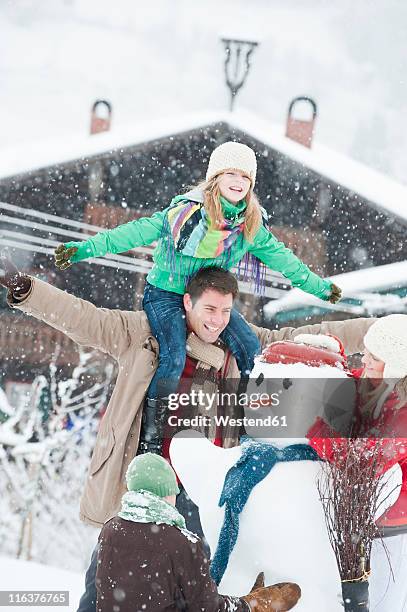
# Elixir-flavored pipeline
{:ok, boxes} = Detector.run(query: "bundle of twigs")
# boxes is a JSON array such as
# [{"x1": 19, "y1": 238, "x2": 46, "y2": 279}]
[
  {"x1": 319, "y1": 439, "x2": 382, "y2": 579},
  {"x1": 317, "y1": 438, "x2": 396, "y2": 610}
]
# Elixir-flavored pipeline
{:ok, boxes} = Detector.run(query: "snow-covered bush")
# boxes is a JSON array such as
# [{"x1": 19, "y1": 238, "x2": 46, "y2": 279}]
[{"x1": 0, "y1": 348, "x2": 115, "y2": 572}]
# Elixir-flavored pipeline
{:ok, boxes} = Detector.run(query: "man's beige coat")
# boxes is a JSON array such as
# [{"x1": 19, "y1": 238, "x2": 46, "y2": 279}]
[{"x1": 9, "y1": 278, "x2": 374, "y2": 527}]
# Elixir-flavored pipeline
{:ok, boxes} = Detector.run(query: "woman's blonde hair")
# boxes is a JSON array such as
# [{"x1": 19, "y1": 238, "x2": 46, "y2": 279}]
[
  {"x1": 359, "y1": 373, "x2": 407, "y2": 417},
  {"x1": 192, "y1": 173, "x2": 263, "y2": 243},
  {"x1": 395, "y1": 376, "x2": 407, "y2": 407}
]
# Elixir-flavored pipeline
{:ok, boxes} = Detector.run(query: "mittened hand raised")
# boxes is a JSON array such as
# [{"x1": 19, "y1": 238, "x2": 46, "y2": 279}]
[
  {"x1": 328, "y1": 283, "x2": 342, "y2": 304},
  {"x1": 241, "y1": 581, "x2": 301, "y2": 611},
  {"x1": 0, "y1": 256, "x2": 32, "y2": 295},
  {"x1": 54, "y1": 244, "x2": 78, "y2": 270}
]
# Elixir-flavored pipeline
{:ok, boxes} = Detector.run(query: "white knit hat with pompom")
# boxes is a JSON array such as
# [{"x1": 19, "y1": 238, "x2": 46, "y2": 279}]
[
  {"x1": 363, "y1": 314, "x2": 407, "y2": 379},
  {"x1": 206, "y1": 141, "x2": 257, "y2": 186}
]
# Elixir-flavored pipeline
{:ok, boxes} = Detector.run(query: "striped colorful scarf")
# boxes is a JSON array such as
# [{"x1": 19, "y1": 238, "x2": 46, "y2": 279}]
[
  {"x1": 167, "y1": 200, "x2": 246, "y2": 258},
  {"x1": 161, "y1": 195, "x2": 269, "y2": 294}
]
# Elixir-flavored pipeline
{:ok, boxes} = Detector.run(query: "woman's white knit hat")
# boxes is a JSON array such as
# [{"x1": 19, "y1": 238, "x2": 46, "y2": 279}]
[
  {"x1": 364, "y1": 314, "x2": 407, "y2": 379},
  {"x1": 206, "y1": 141, "x2": 257, "y2": 187}
]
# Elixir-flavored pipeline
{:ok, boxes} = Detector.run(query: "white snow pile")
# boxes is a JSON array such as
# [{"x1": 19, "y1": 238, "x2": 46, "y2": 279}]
[
  {"x1": 0, "y1": 556, "x2": 84, "y2": 612},
  {"x1": 293, "y1": 333, "x2": 342, "y2": 353}
]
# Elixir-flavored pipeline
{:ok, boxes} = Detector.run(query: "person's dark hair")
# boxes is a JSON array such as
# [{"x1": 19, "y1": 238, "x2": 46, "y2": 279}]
[{"x1": 186, "y1": 267, "x2": 239, "y2": 303}]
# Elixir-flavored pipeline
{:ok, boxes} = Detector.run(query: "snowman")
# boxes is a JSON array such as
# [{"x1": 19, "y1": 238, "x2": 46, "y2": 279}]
[{"x1": 170, "y1": 334, "x2": 401, "y2": 612}]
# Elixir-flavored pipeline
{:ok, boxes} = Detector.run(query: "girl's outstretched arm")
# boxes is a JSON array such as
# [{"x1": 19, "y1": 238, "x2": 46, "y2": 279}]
[
  {"x1": 60, "y1": 209, "x2": 167, "y2": 264},
  {"x1": 249, "y1": 225, "x2": 338, "y2": 301}
]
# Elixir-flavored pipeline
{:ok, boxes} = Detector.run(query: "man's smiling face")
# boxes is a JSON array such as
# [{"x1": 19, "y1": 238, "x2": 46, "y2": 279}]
[
  {"x1": 217, "y1": 170, "x2": 251, "y2": 203},
  {"x1": 183, "y1": 288, "x2": 233, "y2": 343}
]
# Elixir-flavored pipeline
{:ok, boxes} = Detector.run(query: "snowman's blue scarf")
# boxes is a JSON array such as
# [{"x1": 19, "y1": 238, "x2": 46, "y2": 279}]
[{"x1": 210, "y1": 437, "x2": 319, "y2": 585}]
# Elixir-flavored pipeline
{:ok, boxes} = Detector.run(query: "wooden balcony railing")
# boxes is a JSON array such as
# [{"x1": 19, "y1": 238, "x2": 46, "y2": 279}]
[{"x1": 0, "y1": 313, "x2": 81, "y2": 366}]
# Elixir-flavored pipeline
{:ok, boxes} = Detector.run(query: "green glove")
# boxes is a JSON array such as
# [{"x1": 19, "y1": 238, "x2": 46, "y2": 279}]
[
  {"x1": 54, "y1": 244, "x2": 79, "y2": 270},
  {"x1": 328, "y1": 283, "x2": 342, "y2": 304}
]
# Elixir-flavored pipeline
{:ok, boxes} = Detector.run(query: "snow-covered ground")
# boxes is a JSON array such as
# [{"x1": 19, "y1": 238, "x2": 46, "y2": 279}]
[
  {"x1": 1, "y1": 0, "x2": 406, "y2": 184},
  {"x1": 0, "y1": 557, "x2": 84, "y2": 612}
]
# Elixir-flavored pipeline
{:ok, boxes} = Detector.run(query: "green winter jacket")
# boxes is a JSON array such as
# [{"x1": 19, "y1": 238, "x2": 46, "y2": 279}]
[{"x1": 65, "y1": 190, "x2": 332, "y2": 299}]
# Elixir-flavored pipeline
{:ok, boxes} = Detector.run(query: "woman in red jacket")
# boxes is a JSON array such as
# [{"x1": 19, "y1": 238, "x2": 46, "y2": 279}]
[{"x1": 309, "y1": 314, "x2": 407, "y2": 611}]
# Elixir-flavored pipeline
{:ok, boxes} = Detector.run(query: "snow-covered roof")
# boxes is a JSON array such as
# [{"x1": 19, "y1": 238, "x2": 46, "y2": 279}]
[
  {"x1": 1, "y1": 108, "x2": 407, "y2": 223},
  {"x1": 264, "y1": 260, "x2": 407, "y2": 318}
]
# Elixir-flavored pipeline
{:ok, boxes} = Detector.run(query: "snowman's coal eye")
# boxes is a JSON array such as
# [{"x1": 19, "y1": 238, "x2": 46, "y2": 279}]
[
  {"x1": 283, "y1": 378, "x2": 293, "y2": 390},
  {"x1": 255, "y1": 373, "x2": 264, "y2": 387}
]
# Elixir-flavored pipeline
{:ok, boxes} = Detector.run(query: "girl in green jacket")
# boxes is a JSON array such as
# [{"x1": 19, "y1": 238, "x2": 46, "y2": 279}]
[{"x1": 55, "y1": 141, "x2": 341, "y2": 454}]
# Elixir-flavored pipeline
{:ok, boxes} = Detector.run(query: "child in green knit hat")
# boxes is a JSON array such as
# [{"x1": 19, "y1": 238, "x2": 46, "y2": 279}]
[
  {"x1": 118, "y1": 453, "x2": 183, "y2": 528},
  {"x1": 95, "y1": 452, "x2": 301, "y2": 611},
  {"x1": 55, "y1": 141, "x2": 341, "y2": 455},
  {"x1": 125, "y1": 453, "x2": 179, "y2": 500}
]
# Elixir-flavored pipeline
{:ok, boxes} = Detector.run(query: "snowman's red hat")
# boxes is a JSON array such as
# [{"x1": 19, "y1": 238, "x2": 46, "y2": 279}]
[{"x1": 261, "y1": 333, "x2": 348, "y2": 371}]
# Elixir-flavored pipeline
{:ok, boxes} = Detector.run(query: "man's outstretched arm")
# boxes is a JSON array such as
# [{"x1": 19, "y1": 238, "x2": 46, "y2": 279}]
[
  {"x1": 252, "y1": 317, "x2": 375, "y2": 356},
  {"x1": 0, "y1": 256, "x2": 140, "y2": 359}
]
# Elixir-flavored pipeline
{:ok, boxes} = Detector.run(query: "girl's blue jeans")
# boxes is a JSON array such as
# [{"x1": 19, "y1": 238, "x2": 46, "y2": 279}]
[{"x1": 143, "y1": 282, "x2": 261, "y2": 399}]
